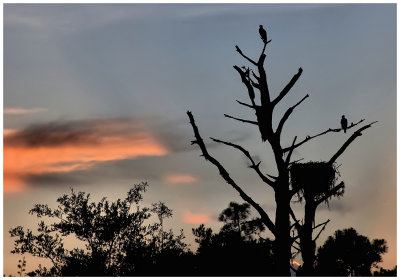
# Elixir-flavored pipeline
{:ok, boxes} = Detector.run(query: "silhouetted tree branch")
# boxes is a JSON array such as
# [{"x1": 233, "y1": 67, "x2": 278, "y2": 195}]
[
  {"x1": 210, "y1": 137, "x2": 275, "y2": 188},
  {"x1": 313, "y1": 219, "x2": 330, "y2": 242},
  {"x1": 314, "y1": 181, "x2": 345, "y2": 206},
  {"x1": 236, "y1": 100, "x2": 256, "y2": 109},
  {"x1": 272, "y1": 68, "x2": 303, "y2": 107},
  {"x1": 233, "y1": 66, "x2": 256, "y2": 104},
  {"x1": 235, "y1": 45, "x2": 257, "y2": 66},
  {"x1": 188, "y1": 111, "x2": 276, "y2": 236},
  {"x1": 283, "y1": 118, "x2": 366, "y2": 153},
  {"x1": 224, "y1": 114, "x2": 258, "y2": 125},
  {"x1": 277, "y1": 94, "x2": 309, "y2": 138},
  {"x1": 328, "y1": 121, "x2": 377, "y2": 165},
  {"x1": 289, "y1": 207, "x2": 302, "y2": 242}
]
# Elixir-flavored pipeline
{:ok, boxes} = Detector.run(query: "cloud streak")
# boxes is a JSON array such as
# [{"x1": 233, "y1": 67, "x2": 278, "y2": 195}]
[
  {"x1": 164, "y1": 174, "x2": 199, "y2": 184},
  {"x1": 4, "y1": 107, "x2": 47, "y2": 115},
  {"x1": 182, "y1": 210, "x2": 212, "y2": 224},
  {"x1": 4, "y1": 118, "x2": 171, "y2": 193}
]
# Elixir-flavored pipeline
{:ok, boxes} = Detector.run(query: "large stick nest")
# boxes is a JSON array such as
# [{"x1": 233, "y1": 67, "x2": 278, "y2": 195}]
[{"x1": 290, "y1": 161, "x2": 340, "y2": 202}]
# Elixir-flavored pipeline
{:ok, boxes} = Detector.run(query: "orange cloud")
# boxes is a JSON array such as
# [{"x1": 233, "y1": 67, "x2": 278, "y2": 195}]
[
  {"x1": 182, "y1": 210, "x2": 212, "y2": 224},
  {"x1": 4, "y1": 107, "x2": 46, "y2": 115},
  {"x1": 164, "y1": 174, "x2": 199, "y2": 184},
  {"x1": 4, "y1": 119, "x2": 169, "y2": 193},
  {"x1": 4, "y1": 129, "x2": 17, "y2": 136}
]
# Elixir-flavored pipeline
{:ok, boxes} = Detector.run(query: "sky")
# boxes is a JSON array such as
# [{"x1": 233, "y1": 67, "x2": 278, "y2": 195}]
[{"x1": 3, "y1": 3, "x2": 396, "y2": 275}]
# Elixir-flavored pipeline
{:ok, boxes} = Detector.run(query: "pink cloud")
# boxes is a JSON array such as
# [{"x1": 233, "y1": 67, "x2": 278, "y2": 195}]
[
  {"x1": 164, "y1": 174, "x2": 199, "y2": 184},
  {"x1": 182, "y1": 210, "x2": 212, "y2": 224}
]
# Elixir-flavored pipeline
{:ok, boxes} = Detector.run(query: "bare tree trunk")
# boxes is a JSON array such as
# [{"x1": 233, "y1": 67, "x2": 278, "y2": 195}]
[
  {"x1": 275, "y1": 188, "x2": 291, "y2": 276},
  {"x1": 299, "y1": 200, "x2": 317, "y2": 275}
]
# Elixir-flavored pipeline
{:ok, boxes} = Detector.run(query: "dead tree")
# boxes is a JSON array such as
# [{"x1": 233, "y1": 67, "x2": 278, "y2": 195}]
[
  {"x1": 187, "y1": 26, "x2": 375, "y2": 276},
  {"x1": 290, "y1": 121, "x2": 377, "y2": 275}
]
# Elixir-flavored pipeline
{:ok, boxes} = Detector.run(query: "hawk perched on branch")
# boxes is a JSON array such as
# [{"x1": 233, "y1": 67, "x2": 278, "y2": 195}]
[
  {"x1": 341, "y1": 115, "x2": 348, "y2": 133},
  {"x1": 259, "y1": 25, "x2": 267, "y2": 43}
]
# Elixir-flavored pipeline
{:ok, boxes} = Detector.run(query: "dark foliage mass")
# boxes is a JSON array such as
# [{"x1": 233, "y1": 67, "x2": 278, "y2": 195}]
[
  {"x1": 192, "y1": 202, "x2": 276, "y2": 276},
  {"x1": 9, "y1": 185, "x2": 391, "y2": 277},
  {"x1": 373, "y1": 266, "x2": 397, "y2": 276},
  {"x1": 315, "y1": 228, "x2": 388, "y2": 276},
  {"x1": 9, "y1": 183, "x2": 189, "y2": 276}
]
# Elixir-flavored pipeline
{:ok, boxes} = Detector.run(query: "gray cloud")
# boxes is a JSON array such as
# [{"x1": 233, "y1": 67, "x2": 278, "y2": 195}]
[
  {"x1": 4, "y1": 120, "x2": 100, "y2": 147},
  {"x1": 4, "y1": 117, "x2": 190, "y2": 150}
]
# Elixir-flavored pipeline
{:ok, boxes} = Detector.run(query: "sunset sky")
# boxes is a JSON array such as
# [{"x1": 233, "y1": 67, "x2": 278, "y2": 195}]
[{"x1": 3, "y1": 3, "x2": 396, "y2": 275}]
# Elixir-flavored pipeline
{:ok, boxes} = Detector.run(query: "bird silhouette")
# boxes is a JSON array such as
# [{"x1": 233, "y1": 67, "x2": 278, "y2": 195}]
[
  {"x1": 259, "y1": 25, "x2": 267, "y2": 43},
  {"x1": 341, "y1": 115, "x2": 348, "y2": 133}
]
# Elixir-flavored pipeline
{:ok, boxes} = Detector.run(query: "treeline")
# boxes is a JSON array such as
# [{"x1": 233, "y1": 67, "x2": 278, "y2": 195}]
[{"x1": 9, "y1": 183, "x2": 396, "y2": 276}]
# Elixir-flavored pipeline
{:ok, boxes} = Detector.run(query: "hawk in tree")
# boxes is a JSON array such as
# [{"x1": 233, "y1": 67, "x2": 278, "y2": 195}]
[
  {"x1": 259, "y1": 25, "x2": 267, "y2": 43},
  {"x1": 341, "y1": 115, "x2": 348, "y2": 133}
]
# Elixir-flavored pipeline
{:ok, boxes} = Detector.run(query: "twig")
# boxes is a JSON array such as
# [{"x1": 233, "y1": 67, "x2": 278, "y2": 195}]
[
  {"x1": 224, "y1": 114, "x2": 258, "y2": 125},
  {"x1": 236, "y1": 100, "x2": 256, "y2": 109},
  {"x1": 288, "y1": 158, "x2": 304, "y2": 167},
  {"x1": 235, "y1": 45, "x2": 257, "y2": 66}
]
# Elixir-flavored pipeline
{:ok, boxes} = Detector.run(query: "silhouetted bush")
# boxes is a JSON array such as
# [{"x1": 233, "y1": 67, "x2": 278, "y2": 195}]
[{"x1": 315, "y1": 228, "x2": 388, "y2": 276}]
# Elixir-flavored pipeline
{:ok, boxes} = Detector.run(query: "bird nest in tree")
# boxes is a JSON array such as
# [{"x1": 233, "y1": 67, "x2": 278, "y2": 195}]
[{"x1": 290, "y1": 161, "x2": 338, "y2": 202}]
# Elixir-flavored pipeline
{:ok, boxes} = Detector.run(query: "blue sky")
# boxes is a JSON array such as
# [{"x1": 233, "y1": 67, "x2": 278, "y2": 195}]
[{"x1": 3, "y1": 3, "x2": 396, "y2": 275}]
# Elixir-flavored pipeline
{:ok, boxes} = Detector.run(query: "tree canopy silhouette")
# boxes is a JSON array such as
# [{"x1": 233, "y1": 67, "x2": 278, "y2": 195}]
[
  {"x1": 9, "y1": 182, "x2": 190, "y2": 276},
  {"x1": 187, "y1": 25, "x2": 376, "y2": 275},
  {"x1": 9, "y1": 190, "x2": 393, "y2": 276},
  {"x1": 191, "y1": 201, "x2": 275, "y2": 276},
  {"x1": 315, "y1": 228, "x2": 388, "y2": 276}
]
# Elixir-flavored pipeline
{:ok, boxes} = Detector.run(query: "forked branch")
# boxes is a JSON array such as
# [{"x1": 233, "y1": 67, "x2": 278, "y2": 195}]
[
  {"x1": 210, "y1": 137, "x2": 275, "y2": 188},
  {"x1": 282, "y1": 118, "x2": 367, "y2": 153},
  {"x1": 187, "y1": 111, "x2": 276, "y2": 236},
  {"x1": 313, "y1": 219, "x2": 330, "y2": 242},
  {"x1": 233, "y1": 65, "x2": 256, "y2": 104},
  {"x1": 328, "y1": 121, "x2": 378, "y2": 165}
]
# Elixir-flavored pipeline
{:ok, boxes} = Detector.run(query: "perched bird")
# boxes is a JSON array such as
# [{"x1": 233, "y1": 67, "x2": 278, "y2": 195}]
[
  {"x1": 341, "y1": 115, "x2": 348, "y2": 133},
  {"x1": 259, "y1": 25, "x2": 267, "y2": 43}
]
